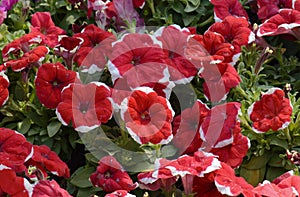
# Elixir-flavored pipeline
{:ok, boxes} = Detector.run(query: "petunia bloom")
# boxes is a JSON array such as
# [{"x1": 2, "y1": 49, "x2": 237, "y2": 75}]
[
  {"x1": 56, "y1": 82, "x2": 113, "y2": 132},
  {"x1": 200, "y1": 62, "x2": 241, "y2": 102},
  {"x1": 0, "y1": 128, "x2": 33, "y2": 172},
  {"x1": 154, "y1": 25, "x2": 198, "y2": 84},
  {"x1": 27, "y1": 145, "x2": 70, "y2": 178},
  {"x1": 248, "y1": 88, "x2": 293, "y2": 133},
  {"x1": 172, "y1": 100, "x2": 210, "y2": 155},
  {"x1": 0, "y1": 72, "x2": 9, "y2": 107},
  {"x1": 252, "y1": 180, "x2": 297, "y2": 197},
  {"x1": 35, "y1": 62, "x2": 78, "y2": 109},
  {"x1": 120, "y1": 87, "x2": 174, "y2": 144},
  {"x1": 0, "y1": 165, "x2": 31, "y2": 197},
  {"x1": 32, "y1": 180, "x2": 72, "y2": 197},
  {"x1": 30, "y1": 12, "x2": 66, "y2": 48},
  {"x1": 74, "y1": 24, "x2": 115, "y2": 73},
  {"x1": 108, "y1": 33, "x2": 168, "y2": 87},
  {"x1": 207, "y1": 16, "x2": 255, "y2": 64},
  {"x1": 200, "y1": 102, "x2": 241, "y2": 150},
  {"x1": 257, "y1": 9, "x2": 300, "y2": 39},
  {"x1": 210, "y1": 122, "x2": 250, "y2": 168},
  {"x1": 210, "y1": 0, "x2": 249, "y2": 22},
  {"x1": 90, "y1": 156, "x2": 138, "y2": 192},
  {"x1": 4, "y1": 45, "x2": 49, "y2": 72}
]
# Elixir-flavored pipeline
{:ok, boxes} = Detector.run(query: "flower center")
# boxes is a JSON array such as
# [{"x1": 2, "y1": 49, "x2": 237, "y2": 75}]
[
  {"x1": 132, "y1": 56, "x2": 141, "y2": 65},
  {"x1": 140, "y1": 111, "x2": 151, "y2": 124},
  {"x1": 104, "y1": 171, "x2": 111, "y2": 178},
  {"x1": 79, "y1": 102, "x2": 89, "y2": 114}
]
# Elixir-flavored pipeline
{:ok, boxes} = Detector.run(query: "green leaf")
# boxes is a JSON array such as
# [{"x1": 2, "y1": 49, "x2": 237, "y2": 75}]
[
  {"x1": 242, "y1": 151, "x2": 272, "y2": 170},
  {"x1": 17, "y1": 118, "x2": 31, "y2": 134},
  {"x1": 161, "y1": 145, "x2": 178, "y2": 158},
  {"x1": 269, "y1": 135, "x2": 288, "y2": 149},
  {"x1": 28, "y1": 127, "x2": 42, "y2": 136},
  {"x1": 25, "y1": 111, "x2": 48, "y2": 127},
  {"x1": 59, "y1": 12, "x2": 82, "y2": 29},
  {"x1": 184, "y1": 0, "x2": 200, "y2": 12},
  {"x1": 76, "y1": 187, "x2": 102, "y2": 197},
  {"x1": 240, "y1": 166, "x2": 266, "y2": 186},
  {"x1": 47, "y1": 121, "x2": 62, "y2": 137},
  {"x1": 70, "y1": 166, "x2": 95, "y2": 188}
]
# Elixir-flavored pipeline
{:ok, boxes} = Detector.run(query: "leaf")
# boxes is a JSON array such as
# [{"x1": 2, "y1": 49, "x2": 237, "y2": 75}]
[
  {"x1": 265, "y1": 167, "x2": 286, "y2": 182},
  {"x1": 76, "y1": 187, "x2": 102, "y2": 197},
  {"x1": 269, "y1": 135, "x2": 288, "y2": 149},
  {"x1": 59, "y1": 12, "x2": 83, "y2": 28},
  {"x1": 47, "y1": 121, "x2": 62, "y2": 137},
  {"x1": 70, "y1": 166, "x2": 96, "y2": 188},
  {"x1": 184, "y1": 0, "x2": 200, "y2": 12},
  {"x1": 17, "y1": 118, "x2": 31, "y2": 134},
  {"x1": 240, "y1": 166, "x2": 266, "y2": 186},
  {"x1": 242, "y1": 151, "x2": 272, "y2": 170},
  {"x1": 161, "y1": 145, "x2": 178, "y2": 158}
]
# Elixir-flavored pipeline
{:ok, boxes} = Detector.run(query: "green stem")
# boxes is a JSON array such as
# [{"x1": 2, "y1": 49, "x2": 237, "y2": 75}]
[
  {"x1": 284, "y1": 128, "x2": 292, "y2": 143},
  {"x1": 146, "y1": 0, "x2": 156, "y2": 16},
  {"x1": 198, "y1": 15, "x2": 214, "y2": 27}
]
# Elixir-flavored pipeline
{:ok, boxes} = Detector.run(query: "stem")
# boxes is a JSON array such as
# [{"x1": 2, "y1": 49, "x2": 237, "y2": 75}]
[
  {"x1": 284, "y1": 128, "x2": 291, "y2": 143},
  {"x1": 198, "y1": 15, "x2": 214, "y2": 27},
  {"x1": 146, "y1": 0, "x2": 156, "y2": 16}
]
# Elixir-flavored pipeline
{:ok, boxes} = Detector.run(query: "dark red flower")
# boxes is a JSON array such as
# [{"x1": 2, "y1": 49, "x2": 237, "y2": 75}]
[
  {"x1": 1, "y1": 32, "x2": 42, "y2": 61},
  {"x1": 208, "y1": 16, "x2": 255, "y2": 60},
  {"x1": 193, "y1": 173, "x2": 223, "y2": 197},
  {"x1": 30, "y1": 12, "x2": 66, "y2": 48},
  {"x1": 257, "y1": 0, "x2": 281, "y2": 21},
  {"x1": 210, "y1": 122, "x2": 250, "y2": 168},
  {"x1": 200, "y1": 102, "x2": 241, "y2": 150},
  {"x1": 0, "y1": 128, "x2": 33, "y2": 172},
  {"x1": 257, "y1": 9, "x2": 300, "y2": 39},
  {"x1": 0, "y1": 165, "x2": 31, "y2": 197},
  {"x1": 4, "y1": 46, "x2": 49, "y2": 72},
  {"x1": 90, "y1": 156, "x2": 138, "y2": 192},
  {"x1": 120, "y1": 87, "x2": 174, "y2": 144},
  {"x1": 54, "y1": 35, "x2": 84, "y2": 68},
  {"x1": 248, "y1": 88, "x2": 293, "y2": 133},
  {"x1": 108, "y1": 33, "x2": 168, "y2": 87},
  {"x1": 154, "y1": 25, "x2": 198, "y2": 84},
  {"x1": 210, "y1": 0, "x2": 249, "y2": 22},
  {"x1": 56, "y1": 82, "x2": 113, "y2": 132},
  {"x1": 35, "y1": 62, "x2": 78, "y2": 108},
  {"x1": 105, "y1": 190, "x2": 136, "y2": 197},
  {"x1": 32, "y1": 180, "x2": 72, "y2": 197},
  {"x1": 200, "y1": 62, "x2": 241, "y2": 102},
  {"x1": 0, "y1": 72, "x2": 9, "y2": 107},
  {"x1": 27, "y1": 145, "x2": 70, "y2": 178},
  {"x1": 172, "y1": 100, "x2": 210, "y2": 155},
  {"x1": 74, "y1": 24, "x2": 115, "y2": 73}
]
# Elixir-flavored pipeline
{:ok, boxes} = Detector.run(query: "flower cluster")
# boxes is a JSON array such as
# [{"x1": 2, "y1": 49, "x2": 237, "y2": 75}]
[
  {"x1": 0, "y1": 128, "x2": 71, "y2": 196},
  {"x1": 0, "y1": 0, "x2": 300, "y2": 196}
]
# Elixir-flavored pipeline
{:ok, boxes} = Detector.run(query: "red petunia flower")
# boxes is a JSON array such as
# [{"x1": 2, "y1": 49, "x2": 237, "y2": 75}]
[
  {"x1": 214, "y1": 163, "x2": 254, "y2": 196},
  {"x1": 210, "y1": 122, "x2": 250, "y2": 168},
  {"x1": 200, "y1": 102, "x2": 241, "y2": 150},
  {"x1": 277, "y1": 174, "x2": 300, "y2": 195},
  {"x1": 56, "y1": 82, "x2": 113, "y2": 132},
  {"x1": 105, "y1": 190, "x2": 136, "y2": 197},
  {"x1": 4, "y1": 46, "x2": 49, "y2": 72},
  {"x1": 0, "y1": 128, "x2": 33, "y2": 172},
  {"x1": 111, "y1": 76, "x2": 174, "y2": 110},
  {"x1": 154, "y1": 25, "x2": 198, "y2": 84},
  {"x1": 108, "y1": 33, "x2": 168, "y2": 86},
  {"x1": 210, "y1": 0, "x2": 249, "y2": 22},
  {"x1": 1, "y1": 32, "x2": 42, "y2": 62},
  {"x1": 35, "y1": 62, "x2": 78, "y2": 109},
  {"x1": 27, "y1": 145, "x2": 70, "y2": 178},
  {"x1": 253, "y1": 180, "x2": 297, "y2": 197},
  {"x1": 200, "y1": 62, "x2": 241, "y2": 102},
  {"x1": 120, "y1": 87, "x2": 174, "y2": 144},
  {"x1": 138, "y1": 170, "x2": 178, "y2": 192},
  {"x1": 248, "y1": 88, "x2": 293, "y2": 133},
  {"x1": 172, "y1": 100, "x2": 210, "y2": 155},
  {"x1": 90, "y1": 156, "x2": 138, "y2": 192},
  {"x1": 0, "y1": 72, "x2": 9, "y2": 107},
  {"x1": 74, "y1": 24, "x2": 115, "y2": 73},
  {"x1": 0, "y1": 165, "x2": 31, "y2": 197},
  {"x1": 192, "y1": 173, "x2": 223, "y2": 197},
  {"x1": 207, "y1": 16, "x2": 255, "y2": 63},
  {"x1": 257, "y1": 9, "x2": 300, "y2": 39},
  {"x1": 32, "y1": 180, "x2": 72, "y2": 197},
  {"x1": 186, "y1": 32, "x2": 235, "y2": 65},
  {"x1": 30, "y1": 12, "x2": 66, "y2": 48},
  {"x1": 54, "y1": 35, "x2": 84, "y2": 68}
]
